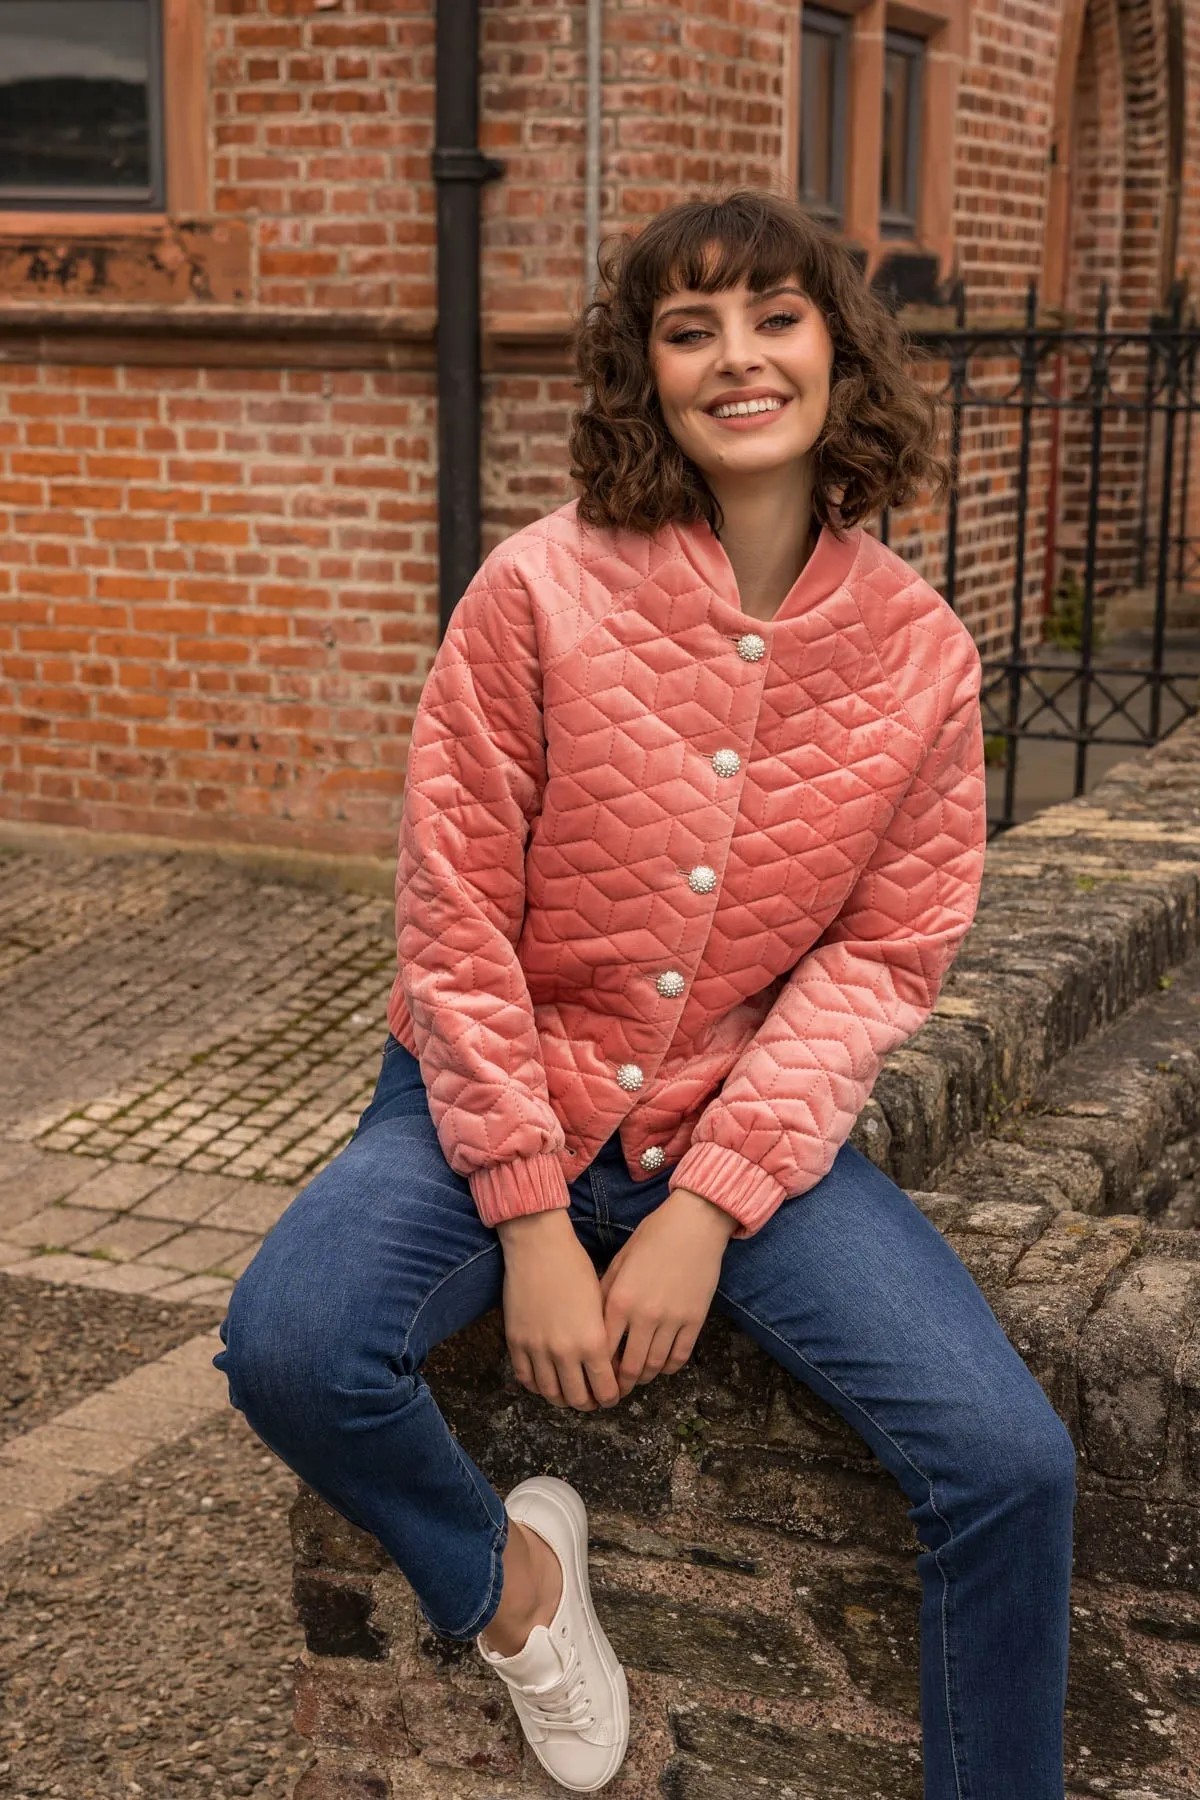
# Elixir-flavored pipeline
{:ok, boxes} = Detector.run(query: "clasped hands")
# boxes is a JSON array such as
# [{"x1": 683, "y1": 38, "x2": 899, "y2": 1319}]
[{"x1": 498, "y1": 1186, "x2": 738, "y2": 1413}]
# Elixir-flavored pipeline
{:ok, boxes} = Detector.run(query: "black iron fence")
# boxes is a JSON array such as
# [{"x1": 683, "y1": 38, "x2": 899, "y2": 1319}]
[{"x1": 882, "y1": 278, "x2": 1200, "y2": 835}]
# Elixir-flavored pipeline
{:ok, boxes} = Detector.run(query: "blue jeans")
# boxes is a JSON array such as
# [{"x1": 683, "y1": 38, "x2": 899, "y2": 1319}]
[{"x1": 215, "y1": 1035, "x2": 1076, "y2": 1800}]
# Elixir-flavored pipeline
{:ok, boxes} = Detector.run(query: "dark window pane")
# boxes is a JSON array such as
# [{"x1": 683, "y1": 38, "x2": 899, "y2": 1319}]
[
  {"x1": 0, "y1": 0, "x2": 161, "y2": 206},
  {"x1": 881, "y1": 30, "x2": 923, "y2": 235},
  {"x1": 800, "y1": 9, "x2": 848, "y2": 226},
  {"x1": 882, "y1": 48, "x2": 910, "y2": 214},
  {"x1": 801, "y1": 33, "x2": 835, "y2": 206}
]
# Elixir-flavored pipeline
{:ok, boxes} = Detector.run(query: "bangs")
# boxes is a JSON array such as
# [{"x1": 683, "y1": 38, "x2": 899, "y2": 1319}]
[{"x1": 629, "y1": 195, "x2": 835, "y2": 317}]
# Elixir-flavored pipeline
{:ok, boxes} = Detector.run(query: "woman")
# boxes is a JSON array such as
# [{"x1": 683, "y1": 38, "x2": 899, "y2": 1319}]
[{"x1": 216, "y1": 190, "x2": 1076, "y2": 1798}]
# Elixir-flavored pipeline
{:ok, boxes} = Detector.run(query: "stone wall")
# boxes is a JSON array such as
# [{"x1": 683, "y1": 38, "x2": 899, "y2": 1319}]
[{"x1": 285, "y1": 713, "x2": 1200, "y2": 1798}]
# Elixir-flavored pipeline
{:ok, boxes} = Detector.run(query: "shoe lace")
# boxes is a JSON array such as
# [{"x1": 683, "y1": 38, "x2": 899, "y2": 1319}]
[{"x1": 522, "y1": 1642, "x2": 595, "y2": 1731}]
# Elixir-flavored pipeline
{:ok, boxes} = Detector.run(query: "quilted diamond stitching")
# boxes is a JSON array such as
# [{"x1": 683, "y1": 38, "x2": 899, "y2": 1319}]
[{"x1": 389, "y1": 499, "x2": 987, "y2": 1237}]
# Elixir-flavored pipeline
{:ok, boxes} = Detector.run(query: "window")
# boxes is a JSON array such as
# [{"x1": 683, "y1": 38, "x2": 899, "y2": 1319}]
[
  {"x1": 880, "y1": 26, "x2": 924, "y2": 239},
  {"x1": 0, "y1": 0, "x2": 164, "y2": 211},
  {"x1": 799, "y1": 6, "x2": 851, "y2": 228}
]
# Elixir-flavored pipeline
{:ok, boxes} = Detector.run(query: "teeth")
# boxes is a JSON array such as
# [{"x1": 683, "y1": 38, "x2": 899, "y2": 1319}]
[{"x1": 711, "y1": 398, "x2": 785, "y2": 418}]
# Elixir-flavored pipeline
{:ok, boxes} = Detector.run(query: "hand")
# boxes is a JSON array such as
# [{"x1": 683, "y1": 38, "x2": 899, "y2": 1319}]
[
  {"x1": 599, "y1": 1187, "x2": 736, "y2": 1399},
  {"x1": 497, "y1": 1210, "x2": 622, "y2": 1413}
]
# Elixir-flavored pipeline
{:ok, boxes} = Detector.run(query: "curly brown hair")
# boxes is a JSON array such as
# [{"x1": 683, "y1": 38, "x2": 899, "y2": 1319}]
[{"x1": 567, "y1": 188, "x2": 949, "y2": 539}]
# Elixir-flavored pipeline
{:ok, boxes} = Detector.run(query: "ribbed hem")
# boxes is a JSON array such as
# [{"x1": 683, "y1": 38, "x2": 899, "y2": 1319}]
[
  {"x1": 670, "y1": 1141, "x2": 789, "y2": 1240},
  {"x1": 469, "y1": 1152, "x2": 573, "y2": 1228}
]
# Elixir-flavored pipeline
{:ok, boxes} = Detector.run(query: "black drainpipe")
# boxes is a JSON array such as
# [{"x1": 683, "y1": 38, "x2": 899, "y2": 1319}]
[{"x1": 432, "y1": 0, "x2": 506, "y2": 644}]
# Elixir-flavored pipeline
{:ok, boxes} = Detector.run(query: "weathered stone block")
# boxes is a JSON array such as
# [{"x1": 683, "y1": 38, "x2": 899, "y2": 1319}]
[
  {"x1": 942, "y1": 1199, "x2": 1048, "y2": 1294},
  {"x1": 292, "y1": 1569, "x2": 389, "y2": 1661},
  {"x1": 1078, "y1": 1257, "x2": 1200, "y2": 1479},
  {"x1": 398, "y1": 1675, "x2": 523, "y2": 1777},
  {"x1": 664, "y1": 1703, "x2": 923, "y2": 1800},
  {"x1": 294, "y1": 1662, "x2": 412, "y2": 1757},
  {"x1": 590, "y1": 1581, "x2": 825, "y2": 1699},
  {"x1": 1010, "y1": 1211, "x2": 1145, "y2": 1289},
  {"x1": 696, "y1": 1446, "x2": 919, "y2": 1555},
  {"x1": 847, "y1": 1095, "x2": 892, "y2": 1169},
  {"x1": 294, "y1": 1758, "x2": 392, "y2": 1799},
  {"x1": 798, "y1": 1560, "x2": 921, "y2": 1712},
  {"x1": 1064, "y1": 1604, "x2": 1182, "y2": 1778},
  {"x1": 291, "y1": 1485, "x2": 390, "y2": 1573},
  {"x1": 1074, "y1": 1487, "x2": 1200, "y2": 1589},
  {"x1": 1179, "y1": 1328, "x2": 1200, "y2": 1487},
  {"x1": 938, "y1": 1136, "x2": 1107, "y2": 1213}
]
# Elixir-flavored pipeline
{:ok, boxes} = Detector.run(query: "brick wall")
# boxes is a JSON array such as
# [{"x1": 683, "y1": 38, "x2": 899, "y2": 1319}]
[{"x1": 2, "y1": 0, "x2": 1198, "y2": 855}]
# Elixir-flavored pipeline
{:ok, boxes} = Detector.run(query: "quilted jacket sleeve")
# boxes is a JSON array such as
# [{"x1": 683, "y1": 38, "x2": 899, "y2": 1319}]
[
  {"x1": 668, "y1": 628, "x2": 987, "y2": 1239},
  {"x1": 394, "y1": 557, "x2": 573, "y2": 1228}
]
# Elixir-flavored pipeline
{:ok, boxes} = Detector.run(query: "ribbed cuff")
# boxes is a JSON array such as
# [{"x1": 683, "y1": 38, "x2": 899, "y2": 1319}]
[
  {"x1": 469, "y1": 1152, "x2": 573, "y2": 1228},
  {"x1": 669, "y1": 1141, "x2": 790, "y2": 1240}
]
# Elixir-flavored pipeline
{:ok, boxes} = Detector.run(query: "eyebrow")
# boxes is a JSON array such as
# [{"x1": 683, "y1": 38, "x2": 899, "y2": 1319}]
[{"x1": 654, "y1": 284, "x2": 810, "y2": 328}]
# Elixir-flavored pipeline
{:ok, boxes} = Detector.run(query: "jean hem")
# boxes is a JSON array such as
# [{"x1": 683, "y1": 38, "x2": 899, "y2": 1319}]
[{"x1": 418, "y1": 1507, "x2": 509, "y2": 1641}]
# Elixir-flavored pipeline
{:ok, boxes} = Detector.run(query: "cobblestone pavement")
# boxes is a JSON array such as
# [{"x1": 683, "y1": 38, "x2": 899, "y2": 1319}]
[
  {"x1": 0, "y1": 841, "x2": 395, "y2": 1797},
  {"x1": 1, "y1": 844, "x2": 393, "y2": 1306}
]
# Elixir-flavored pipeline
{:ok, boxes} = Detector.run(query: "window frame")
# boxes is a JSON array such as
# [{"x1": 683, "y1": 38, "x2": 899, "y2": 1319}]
[
  {"x1": 0, "y1": 0, "x2": 167, "y2": 214},
  {"x1": 799, "y1": 5, "x2": 852, "y2": 230},
  {"x1": 0, "y1": 0, "x2": 205, "y2": 238},
  {"x1": 879, "y1": 24, "x2": 925, "y2": 241}
]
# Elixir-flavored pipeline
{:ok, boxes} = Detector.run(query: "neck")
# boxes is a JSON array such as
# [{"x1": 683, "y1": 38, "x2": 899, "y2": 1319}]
[{"x1": 709, "y1": 467, "x2": 819, "y2": 621}]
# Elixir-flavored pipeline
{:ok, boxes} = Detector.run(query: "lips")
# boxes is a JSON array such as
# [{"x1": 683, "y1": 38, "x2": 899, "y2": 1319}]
[
  {"x1": 705, "y1": 392, "x2": 791, "y2": 414},
  {"x1": 705, "y1": 396, "x2": 792, "y2": 426}
]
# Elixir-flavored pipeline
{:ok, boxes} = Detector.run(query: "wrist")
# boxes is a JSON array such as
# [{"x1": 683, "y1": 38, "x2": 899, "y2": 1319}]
[
  {"x1": 495, "y1": 1206, "x2": 574, "y2": 1251},
  {"x1": 665, "y1": 1185, "x2": 739, "y2": 1240}
]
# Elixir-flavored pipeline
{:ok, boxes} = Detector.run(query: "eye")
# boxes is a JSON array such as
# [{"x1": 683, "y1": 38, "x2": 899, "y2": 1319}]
[{"x1": 665, "y1": 308, "x2": 803, "y2": 345}]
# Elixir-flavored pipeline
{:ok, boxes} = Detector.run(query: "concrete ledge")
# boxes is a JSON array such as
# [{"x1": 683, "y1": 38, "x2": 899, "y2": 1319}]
[{"x1": 0, "y1": 817, "x2": 396, "y2": 898}]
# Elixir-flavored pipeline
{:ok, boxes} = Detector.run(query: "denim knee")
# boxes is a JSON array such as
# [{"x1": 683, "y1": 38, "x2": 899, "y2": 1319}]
[
  {"x1": 975, "y1": 1390, "x2": 1077, "y2": 1507},
  {"x1": 216, "y1": 1241, "x2": 404, "y2": 1443}
]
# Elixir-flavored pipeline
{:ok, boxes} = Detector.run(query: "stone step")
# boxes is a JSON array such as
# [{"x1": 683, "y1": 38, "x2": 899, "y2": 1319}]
[
  {"x1": 848, "y1": 722, "x2": 1200, "y2": 1198},
  {"x1": 927, "y1": 941, "x2": 1200, "y2": 1223}
]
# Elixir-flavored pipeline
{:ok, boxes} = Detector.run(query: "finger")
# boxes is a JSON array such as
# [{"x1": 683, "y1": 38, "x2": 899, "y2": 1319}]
[
  {"x1": 508, "y1": 1347, "x2": 536, "y2": 1393},
  {"x1": 603, "y1": 1295, "x2": 629, "y2": 1362},
  {"x1": 616, "y1": 1320, "x2": 655, "y2": 1392},
  {"x1": 636, "y1": 1321, "x2": 681, "y2": 1386},
  {"x1": 583, "y1": 1353, "x2": 621, "y2": 1408},
  {"x1": 531, "y1": 1351, "x2": 567, "y2": 1408},
  {"x1": 552, "y1": 1353, "x2": 598, "y2": 1413},
  {"x1": 662, "y1": 1324, "x2": 698, "y2": 1375}
]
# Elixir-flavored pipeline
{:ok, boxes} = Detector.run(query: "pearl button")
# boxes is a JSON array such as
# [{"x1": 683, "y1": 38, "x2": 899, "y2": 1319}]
[
  {"x1": 736, "y1": 632, "x2": 766, "y2": 662},
  {"x1": 616, "y1": 1062, "x2": 644, "y2": 1091},
  {"x1": 687, "y1": 865, "x2": 717, "y2": 894},
  {"x1": 656, "y1": 969, "x2": 685, "y2": 998},
  {"x1": 640, "y1": 1145, "x2": 666, "y2": 1171},
  {"x1": 712, "y1": 749, "x2": 741, "y2": 778}
]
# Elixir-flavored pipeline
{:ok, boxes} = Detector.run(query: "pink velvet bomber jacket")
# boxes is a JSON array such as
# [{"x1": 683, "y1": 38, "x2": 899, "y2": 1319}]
[{"x1": 386, "y1": 497, "x2": 987, "y2": 1240}]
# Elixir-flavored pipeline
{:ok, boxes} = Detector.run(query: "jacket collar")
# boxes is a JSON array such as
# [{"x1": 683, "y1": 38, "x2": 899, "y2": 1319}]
[{"x1": 668, "y1": 513, "x2": 863, "y2": 628}]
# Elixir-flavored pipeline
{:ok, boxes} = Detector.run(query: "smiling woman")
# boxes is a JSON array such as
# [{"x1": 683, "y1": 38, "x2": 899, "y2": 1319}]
[{"x1": 568, "y1": 188, "x2": 948, "y2": 544}]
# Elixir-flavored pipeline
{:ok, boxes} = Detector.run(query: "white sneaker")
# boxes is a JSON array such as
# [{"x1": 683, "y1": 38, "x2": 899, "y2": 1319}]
[{"x1": 475, "y1": 1475, "x2": 630, "y2": 1793}]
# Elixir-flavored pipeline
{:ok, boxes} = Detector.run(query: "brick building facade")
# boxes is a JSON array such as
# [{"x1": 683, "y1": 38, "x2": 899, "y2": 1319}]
[{"x1": 1, "y1": 0, "x2": 1197, "y2": 859}]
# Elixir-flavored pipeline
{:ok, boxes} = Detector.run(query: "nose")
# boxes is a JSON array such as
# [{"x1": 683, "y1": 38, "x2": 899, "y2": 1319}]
[{"x1": 715, "y1": 317, "x2": 763, "y2": 373}]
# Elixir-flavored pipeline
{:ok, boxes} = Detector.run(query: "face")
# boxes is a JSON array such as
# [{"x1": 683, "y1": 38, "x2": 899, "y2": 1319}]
[{"x1": 649, "y1": 266, "x2": 835, "y2": 488}]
